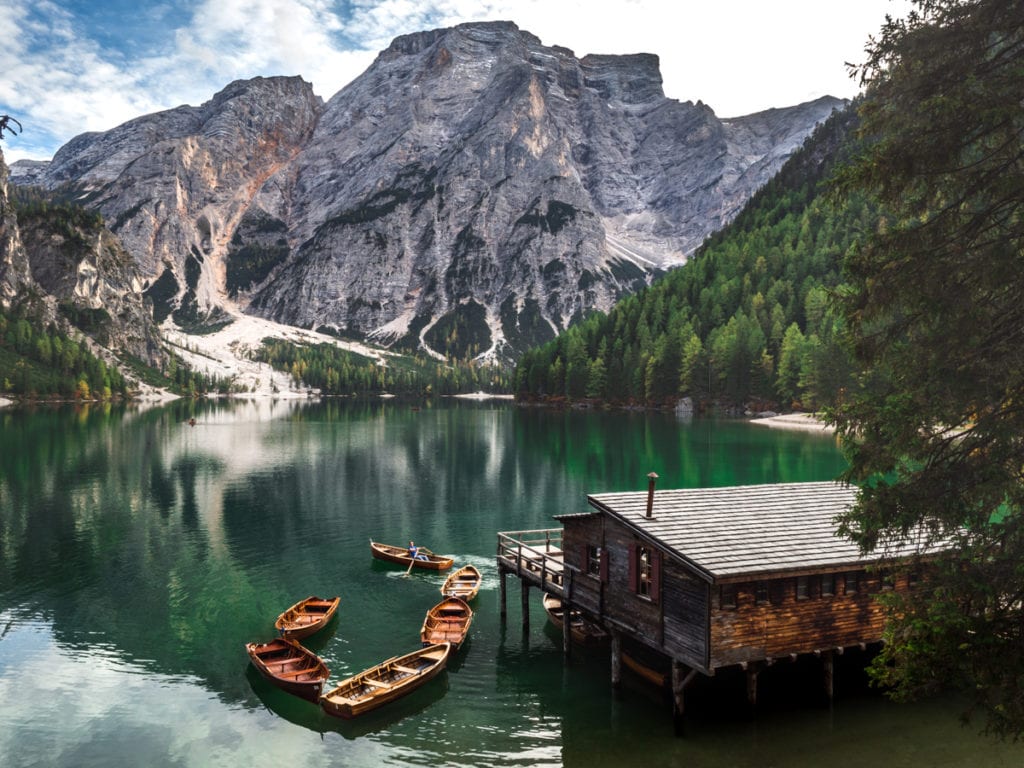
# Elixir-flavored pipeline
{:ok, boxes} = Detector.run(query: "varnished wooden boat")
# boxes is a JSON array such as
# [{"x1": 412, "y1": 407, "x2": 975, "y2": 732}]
[
  {"x1": 320, "y1": 642, "x2": 451, "y2": 719},
  {"x1": 542, "y1": 593, "x2": 610, "y2": 646},
  {"x1": 420, "y1": 596, "x2": 473, "y2": 649},
  {"x1": 440, "y1": 564, "x2": 482, "y2": 601},
  {"x1": 622, "y1": 649, "x2": 671, "y2": 689},
  {"x1": 274, "y1": 595, "x2": 340, "y2": 640},
  {"x1": 370, "y1": 540, "x2": 454, "y2": 571},
  {"x1": 245, "y1": 637, "x2": 330, "y2": 702}
]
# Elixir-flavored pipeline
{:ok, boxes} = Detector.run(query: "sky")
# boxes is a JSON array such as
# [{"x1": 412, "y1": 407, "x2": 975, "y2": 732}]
[{"x1": 0, "y1": 0, "x2": 913, "y2": 163}]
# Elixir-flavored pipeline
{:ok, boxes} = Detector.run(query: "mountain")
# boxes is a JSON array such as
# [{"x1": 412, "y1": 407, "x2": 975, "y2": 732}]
[
  {"x1": 0, "y1": 148, "x2": 165, "y2": 373},
  {"x1": 14, "y1": 21, "x2": 843, "y2": 362}
]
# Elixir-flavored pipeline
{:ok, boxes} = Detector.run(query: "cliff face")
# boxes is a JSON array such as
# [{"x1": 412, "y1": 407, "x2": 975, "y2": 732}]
[
  {"x1": 1, "y1": 149, "x2": 164, "y2": 367},
  {"x1": 18, "y1": 22, "x2": 843, "y2": 360}
]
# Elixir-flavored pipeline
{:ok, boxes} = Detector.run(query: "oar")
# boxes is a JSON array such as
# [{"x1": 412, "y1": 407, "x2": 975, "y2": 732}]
[{"x1": 404, "y1": 554, "x2": 416, "y2": 577}]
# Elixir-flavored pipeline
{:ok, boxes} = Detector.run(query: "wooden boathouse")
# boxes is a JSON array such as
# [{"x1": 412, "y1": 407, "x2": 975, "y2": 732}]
[{"x1": 497, "y1": 476, "x2": 936, "y2": 732}]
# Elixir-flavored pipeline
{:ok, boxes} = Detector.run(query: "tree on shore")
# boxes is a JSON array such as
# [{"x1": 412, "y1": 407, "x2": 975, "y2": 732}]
[{"x1": 830, "y1": 0, "x2": 1024, "y2": 738}]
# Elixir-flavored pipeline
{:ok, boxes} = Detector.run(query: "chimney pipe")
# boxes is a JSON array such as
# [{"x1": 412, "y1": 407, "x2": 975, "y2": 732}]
[{"x1": 646, "y1": 472, "x2": 658, "y2": 518}]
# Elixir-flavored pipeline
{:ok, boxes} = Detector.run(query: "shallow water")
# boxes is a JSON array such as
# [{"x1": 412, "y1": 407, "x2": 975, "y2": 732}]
[{"x1": 0, "y1": 399, "x2": 1020, "y2": 767}]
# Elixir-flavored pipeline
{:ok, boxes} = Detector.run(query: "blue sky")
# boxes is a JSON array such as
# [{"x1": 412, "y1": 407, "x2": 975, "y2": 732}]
[{"x1": 0, "y1": 0, "x2": 911, "y2": 163}]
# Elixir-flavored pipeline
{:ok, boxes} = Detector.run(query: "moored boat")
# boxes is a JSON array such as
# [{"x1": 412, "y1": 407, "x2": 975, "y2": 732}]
[
  {"x1": 245, "y1": 637, "x2": 330, "y2": 702},
  {"x1": 274, "y1": 595, "x2": 340, "y2": 640},
  {"x1": 320, "y1": 642, "x2": 451, "y2": 719},
  {"x1": 420, "y1": 596, "x2": 473, "y2": 649},
  {"x1": 370, "y1": 540, "x2": 454, "y2": 571},
  {"x1": 542, "y1": 593, "x2": 609, "y2": 646},
  {"x1": 440, "y1": 564, "x2": 482, "y2": 601}
]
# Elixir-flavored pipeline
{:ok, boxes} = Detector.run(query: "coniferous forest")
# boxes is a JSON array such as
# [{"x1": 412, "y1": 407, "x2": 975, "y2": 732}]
[{"x1": 514, "y1": 108, "x2": 870, "y2": 411}]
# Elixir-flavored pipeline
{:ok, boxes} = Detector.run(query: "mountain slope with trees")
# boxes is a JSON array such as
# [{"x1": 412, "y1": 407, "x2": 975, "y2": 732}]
[{"x1": 514, "y1": 106, "x2": 869, "y2": 410}]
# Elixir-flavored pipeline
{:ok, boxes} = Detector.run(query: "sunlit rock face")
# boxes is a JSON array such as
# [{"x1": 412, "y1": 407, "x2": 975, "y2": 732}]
[{"x1": 23, "y1": 22, "x2": 842, "y2": 361}]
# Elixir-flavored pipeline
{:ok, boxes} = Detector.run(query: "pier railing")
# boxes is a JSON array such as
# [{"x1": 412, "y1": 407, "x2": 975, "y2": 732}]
[{"x1": 496, "y1": 528, "x2": 567, "y2": 592}]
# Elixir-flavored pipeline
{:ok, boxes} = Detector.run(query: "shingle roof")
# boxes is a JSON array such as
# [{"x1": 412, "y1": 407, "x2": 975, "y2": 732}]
[{"x1": 587, "y1": 481, "x2": 937, "y2": 580}]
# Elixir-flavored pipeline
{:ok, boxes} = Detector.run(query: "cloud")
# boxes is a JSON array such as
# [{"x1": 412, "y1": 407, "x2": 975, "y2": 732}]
[{"x1": 0, "y1": 0, "x2": 910, "y2": 162}]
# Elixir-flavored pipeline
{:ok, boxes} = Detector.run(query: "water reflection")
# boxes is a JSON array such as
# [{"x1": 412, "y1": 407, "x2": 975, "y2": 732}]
[{"x1": 5, "y1": 401, "x2": 1015, "y2": 767}]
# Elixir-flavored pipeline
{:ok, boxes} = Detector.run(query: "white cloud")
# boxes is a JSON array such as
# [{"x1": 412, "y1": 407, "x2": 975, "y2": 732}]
[{"x1": 0, "y1": 0, "x2": 912, "y2": 162}]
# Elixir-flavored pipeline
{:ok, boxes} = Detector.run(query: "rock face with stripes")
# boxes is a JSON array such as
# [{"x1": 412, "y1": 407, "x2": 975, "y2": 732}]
[{"x1": 17, "y1": 22, "x2": 842, "y2": 361}]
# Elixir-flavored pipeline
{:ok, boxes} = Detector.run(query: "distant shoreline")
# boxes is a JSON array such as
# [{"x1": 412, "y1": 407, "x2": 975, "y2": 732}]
[{"x1": 750, "y1": 412, "x2": 835, "y2": 434}]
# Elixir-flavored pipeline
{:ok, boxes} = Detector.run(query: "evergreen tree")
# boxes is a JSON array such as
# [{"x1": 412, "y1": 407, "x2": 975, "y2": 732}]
[{"x1": 830, "y1": 0, "x2": 1024, "y2": 737}]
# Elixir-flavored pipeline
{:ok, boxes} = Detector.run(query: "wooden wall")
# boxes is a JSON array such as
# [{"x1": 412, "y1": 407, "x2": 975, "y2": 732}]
[
  {"x1": 709, "y1": 571, "x2": 897, "y2": 667},
  {"x1": 562, "y1": 516, "x2": 709, "y2": 671}
]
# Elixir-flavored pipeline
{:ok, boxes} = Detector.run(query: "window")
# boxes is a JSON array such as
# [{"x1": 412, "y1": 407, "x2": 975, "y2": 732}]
[
  {"x1": 845, "y1": 571, "x2": 859, "y2": 595},
  {"x1": 720, "y1": 584, "x2": 737, "y2": 610},
  {"x1": 821, "y1": 573, "x2": 835, "y2": 597},
  {"x1": 638, "y1": 547, "x2": 653, "y2": 598},
  {"x1": 796, "y1": 576, "x2": 810, "y2": 601},
  {"x1": 586, "y1": 545, "x2": 602, "y2": 577},
  {"x1": 630, "y1": 545, "x2": 660, "y2": 602},
  {"x1": 880, "y1": 569, "x2": 895, "y2": 591},
  {"x1": 755, "y1": 581, "x2": 769, "y2": 606}
]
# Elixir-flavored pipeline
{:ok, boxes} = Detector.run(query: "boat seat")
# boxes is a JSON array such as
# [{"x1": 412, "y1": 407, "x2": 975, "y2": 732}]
[
  {"x1": 276, "y1": 667, "x2": 319, "y2": 678},
  {"x1": 363, "y1": 678, "x2": 392, "y2": 689},
  {"x1": 392, "y1": 664, "x2": 420, "y2": 675}
]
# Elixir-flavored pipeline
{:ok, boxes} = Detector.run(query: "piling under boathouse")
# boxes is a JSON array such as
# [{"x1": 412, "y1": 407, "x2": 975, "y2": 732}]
[{"x1": 496, "y1": 477, "x2": 936, "y2": 733}]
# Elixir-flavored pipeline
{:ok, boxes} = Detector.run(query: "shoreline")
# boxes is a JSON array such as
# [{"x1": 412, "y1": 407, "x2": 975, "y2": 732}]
[{"x1": 749, "y1": 412, "x2": 835, "y2": 434}]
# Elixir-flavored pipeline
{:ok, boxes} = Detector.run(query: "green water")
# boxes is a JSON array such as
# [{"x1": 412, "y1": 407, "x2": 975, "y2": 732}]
[{"x1": 0, "y1": 399, "x2": 1020, "y2": 767}]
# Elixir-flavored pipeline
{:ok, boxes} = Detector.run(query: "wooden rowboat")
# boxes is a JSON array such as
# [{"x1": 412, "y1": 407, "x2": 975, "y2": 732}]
[
  {"x1": 274, "y1": 595, "x2": 340, "y2": 640},
  {"x1": 320, "y1": 642, "x2": 451, "y2": 719},
  {"x1": 440, "y1": 564, "x2": 482, "y2": 601},
  {"x1": 245, "y1": 637, "x2": 330, "y2": 702},
  {"x1": 542, "y1": 593, "x2": 610, "y2": 646},
  {"x1": 420, "y1": 596, "x2": 473, "y2": 649},
  {"x1": 370, "y1": 540, "x2": 454, "y2": 571}
]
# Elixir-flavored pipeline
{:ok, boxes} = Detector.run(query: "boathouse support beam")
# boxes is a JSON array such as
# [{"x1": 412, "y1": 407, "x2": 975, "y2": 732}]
[
  {"x1": 822, "y1": 649, "x2": 834, "y2": 702},
  {"x1": 671, "y1": 660, "x2": 699, "y2": 737},
  {"x1": 499, "y1": 571, "x2": 507, "y2": 621},
  {"x1": 521, "y1": 581, "x2": 530, "y2": 632},
  {"x1": 746, "y1": 662, "x2": 761, "y2": 708},
  {"x1": 610, "y1": 631, "x2": 622, "y2": 694},
  {"x1": 562, "y1": 599, "x2": 572, "y2": 658}
]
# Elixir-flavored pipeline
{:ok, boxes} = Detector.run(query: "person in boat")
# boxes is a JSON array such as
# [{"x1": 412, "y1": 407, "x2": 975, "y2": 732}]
[{"x1": 408, "y1": 540, "x2": 428, "y2": 560}]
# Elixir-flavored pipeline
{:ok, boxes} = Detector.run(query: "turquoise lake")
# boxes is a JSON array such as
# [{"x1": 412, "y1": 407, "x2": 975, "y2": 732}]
[{"x1": 1, "y1": 399, "x2": 1021, "y2": 767}]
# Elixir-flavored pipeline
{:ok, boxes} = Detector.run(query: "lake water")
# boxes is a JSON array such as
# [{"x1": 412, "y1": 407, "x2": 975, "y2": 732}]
[{"x1": 1, "y1": 399, "x2": 1020, "y2": 767}]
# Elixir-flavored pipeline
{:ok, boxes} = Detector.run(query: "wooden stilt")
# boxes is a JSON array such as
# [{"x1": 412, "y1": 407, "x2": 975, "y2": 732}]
[
  {"x1": 671, "y1": 660, "x2": 698, "y2": 736},
  {"x1": 499, "y1": 570, "x2": 507, "y2": 621},
  {"x1": 562, "y1": 597, "x2": 572, "y2": 658},
  {"x1": 520, "y1": 581, "x2": 530, "y2": 632},
  {"x1": 610, "y1": 632, "x2": 622, "y2": 695},
  {"x1": 822, "y1": 649, "x2": 834, "y2": 703},
  {"x1": 746, "y1": 663, "x2": 760, "y2": 708}
]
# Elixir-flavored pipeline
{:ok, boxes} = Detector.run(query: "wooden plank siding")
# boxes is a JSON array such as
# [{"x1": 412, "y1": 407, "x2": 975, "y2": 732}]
[
  {"x1": 560, "y1": 513, "x2": 709, "y2": 671},
  {"x1": 550, "y1": 481, "x2": 945, "y2": 675},
  {"x1": 709, "y1": 571, "x2": 899, "y2": 667}
]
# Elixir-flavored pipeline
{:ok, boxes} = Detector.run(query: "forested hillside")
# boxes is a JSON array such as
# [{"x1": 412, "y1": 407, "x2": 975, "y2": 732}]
[{"x1": 514, "y1": 107, "x2": 870, "y2": 410}]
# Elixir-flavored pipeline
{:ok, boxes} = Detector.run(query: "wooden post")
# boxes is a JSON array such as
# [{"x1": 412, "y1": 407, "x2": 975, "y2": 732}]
[
  {"x1": 499, "y1": 570, "x2": 507, "y2": 621},
  {"x1": 822, "y1": 649, "x2": 834, "y2": 703},
  {"x1": 746, "y1": 662, "x2": 760, "y2": 708},
  {"x1": 563, "y1": 573, "x2": 574, "y2": 659},
  {"x1": 610, "y1": 631, "x2": 622, "y2": 695},
  {"x1": 671, "y1": 660, "x2": 698, "y2": 736},
  {"x1": 521, "y1": 581, "x2": 530, "y2": 632}
]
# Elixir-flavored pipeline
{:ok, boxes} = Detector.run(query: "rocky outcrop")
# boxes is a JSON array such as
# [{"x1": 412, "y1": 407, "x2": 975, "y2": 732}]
[
  {"x1": 0, "y1": 149, "x2": 35, "y2": 308},
  {"x1": 1, "y1": 148, "x2": 164, "y2": 367},
  {"x1": 19, "y1": 22, "x2": 843, "y2": 361}
]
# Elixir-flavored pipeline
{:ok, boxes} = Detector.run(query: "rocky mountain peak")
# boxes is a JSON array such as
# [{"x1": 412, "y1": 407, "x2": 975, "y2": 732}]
[{"x1": 13, "y1": 23, "x2": 844, "y2": 362}]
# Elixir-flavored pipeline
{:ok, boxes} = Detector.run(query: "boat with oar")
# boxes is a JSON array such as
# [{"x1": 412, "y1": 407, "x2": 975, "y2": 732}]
[
  {"x1": 420, "y1": 596, "x2": 473, "y2": 649},
  {"x1": 274, "y1": 595, "x2": 340, "y2": 640},
  {"x1": 440, "y1": 564, "x2": 482, "y2": 601},
  {"x1": 245, "y1": 637, "x2": 330, "y2": 702},
  {"x1": 542, "y1": 593, "x2": 610, "y2": 646},
  {"x1": 319, "y1": 642, "x2": 451, "y2": 719},
  {"x1": 370, "y1": 540, "x2": 454, "y2": 571}
]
